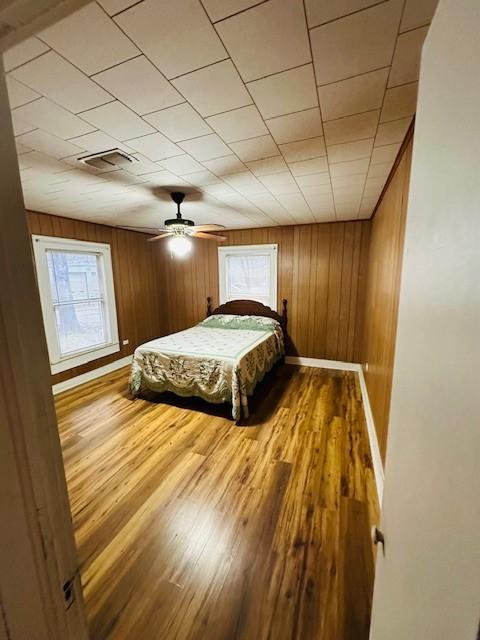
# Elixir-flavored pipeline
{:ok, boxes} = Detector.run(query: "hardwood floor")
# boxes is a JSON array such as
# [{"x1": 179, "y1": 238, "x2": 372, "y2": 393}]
[{"x1": 55, "y1": 364, "x2": 379, "y2": 640}]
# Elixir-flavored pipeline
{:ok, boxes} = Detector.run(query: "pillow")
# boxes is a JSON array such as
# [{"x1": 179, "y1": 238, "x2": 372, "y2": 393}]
[{"x1": 200, "y1": 314, "x2": 280, "y2": 332}]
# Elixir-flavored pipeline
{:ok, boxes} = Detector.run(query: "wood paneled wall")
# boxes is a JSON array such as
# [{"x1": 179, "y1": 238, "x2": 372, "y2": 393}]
[
  {"x1": 27, "y1": 211, "x2": 165, "y2": 384},
  {"x1": 362, "y1": 133, "x2": 414, "y2": 462},
  {"x1": 159, "y1": 221, "x2": 370, "y2": 362}
]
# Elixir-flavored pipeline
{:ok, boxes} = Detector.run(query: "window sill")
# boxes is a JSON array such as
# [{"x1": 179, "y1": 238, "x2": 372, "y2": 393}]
[{"x1": 50, "y1": 342, "x2": 120, "y2": 374}]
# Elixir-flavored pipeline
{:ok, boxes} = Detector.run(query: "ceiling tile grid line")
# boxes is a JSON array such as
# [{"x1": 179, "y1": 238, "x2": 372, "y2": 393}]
[
  {"x1": 299, "y1": 0, "x2": 338, "y2": 220},
  {"x1": 353, "y1": 0, "x2": 411, "y2": 218},
  {"x1": 95, "y1": 0, "x2": 285, "y2": 219},
  {"x1": 5, "y1": 0, "x2": 437, "y2": 228},
  {"x1": 198, "y1": 0, "x2": 323, "y2": 222}
]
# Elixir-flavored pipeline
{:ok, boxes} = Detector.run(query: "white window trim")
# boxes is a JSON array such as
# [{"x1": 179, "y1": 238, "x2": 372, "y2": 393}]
[
  {"x1": 218, "y1": 244, "x2": 278, "y2": 311},
  {"x1": 32, "y1": 235, "x2": 119, "y2": 374}
]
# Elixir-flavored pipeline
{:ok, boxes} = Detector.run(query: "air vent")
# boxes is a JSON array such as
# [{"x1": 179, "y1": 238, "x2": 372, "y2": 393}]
[{"x1": 78, "y1": 149, "x2": 138, "y2": 170}]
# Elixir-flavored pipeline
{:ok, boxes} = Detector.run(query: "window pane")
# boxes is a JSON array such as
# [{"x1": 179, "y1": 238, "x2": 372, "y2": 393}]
[
  {"x1": 226, "y1": 254, "x2": 270, "y2": 305},
  {"x1": 47, "y1": 251, "x2": 101, "y2": 303},
  {"x1": 54, "y1": 300, "x2": 106, "y2": 355}
]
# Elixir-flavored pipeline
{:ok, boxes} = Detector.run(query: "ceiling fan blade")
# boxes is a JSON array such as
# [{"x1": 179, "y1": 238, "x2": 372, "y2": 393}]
[
  {"x1": 190, "y1": 231, "x2": 226, "y2": 241},
  {"x1": 147, "y1": 232, "x2": 173, "y2": 242},
  {"x1": 118, "y1": 225, "x2": 163, "y2": 230},
  {"x1": 190, "y1": 224, "x2": 226, "y2": 232}
]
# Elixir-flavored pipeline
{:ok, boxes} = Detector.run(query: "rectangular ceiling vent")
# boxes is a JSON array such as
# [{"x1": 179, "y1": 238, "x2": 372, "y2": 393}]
[{"x1": 78, "y1": 149, "x2": 138, "y2": 170}]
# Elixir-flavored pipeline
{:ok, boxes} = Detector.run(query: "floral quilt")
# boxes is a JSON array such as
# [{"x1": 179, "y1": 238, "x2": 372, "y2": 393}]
[{"x1": 129, "y1": 314, "x2": 284, "y2": 420}]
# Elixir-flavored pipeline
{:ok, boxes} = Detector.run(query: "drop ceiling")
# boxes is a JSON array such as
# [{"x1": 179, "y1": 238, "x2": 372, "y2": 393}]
[{"x1": 3, "y1": 0, "x2": 437, "y2": 230}]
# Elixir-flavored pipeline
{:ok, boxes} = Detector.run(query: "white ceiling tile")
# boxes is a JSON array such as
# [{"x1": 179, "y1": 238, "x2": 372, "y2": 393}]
[
  {"x1": 266, "y1": 108, "x2": 323, "y2": 144},
  {"x1": 259, "y1": 172, "x2": 300, "y2": 195},
  {"x1": 14, "y1": 98, "x2": 95, "y2": 138},
  {"x1": 93, "y1": 56, "x2": 183, "y2": 115},
  {"x1": 246, "y1": 156, "x2": 289, "y2": 176},
  {"x1": 229, "y1": 135, "x2": 279, "y2": 162},
  {"x1": 300, "y1": 182, "x2": 332, "y2": 195},
  {"x1": 202, "y1": 155, "x2": 247, "y2": 176},
  {"x1": 18, "y1": 151, "x2": 69, "y2": 175},
  {"x1": 6, "y1": 76, "x2": 39, "y2": 108},
  {"x1": 301, "y1": 193, "x2": 334, "y2": 214},
  {"x1": 323, "y1": 110, "x2": 380, "y2": 145},
  {"x1": 206, "y1": 105, "x2": 268, "y2": 143},
  {"x1": 11, "y1": 112, "x2": 35, "y2": 136},
  {"x1": 328, "y1": 138, "x2": 374, "y2": 163},
  {"x1": 40, "y1": 3, "x2": 140, "y2": 75},
  {"x1": 181, "y1": 170, "x2": 221, "y2": 186},
  {"x1": 375, "y1": 117, "x2": 412, "y2": 146},
  {"x1": 305, "y1": 0, "x2": 385, "y2": 28},
  {"x1": 202, "y1": 182, "x2": 237, "y2": 196},
  {"x1": 380, "y1": 82, "x2": 418, "y2": 123},
  {"x1": 289, "y1": 157, "x2": 328, "y2": 176},
  {"x1": 3, "y1": 37, "x2": 50, "y2": 72},
  {"x1": 389, "y1": 27, "x2": 428, "y2": 87},
  {"x1": 296, "y1": 172, "x2": 331, "y2": 187},
  {"x1": 318, "y1": 68, "x2": 388, "y2": 120},
  {"x1": 400, "y1": 0, "x2": 438, "y2": 32},
  {"x1": 69, "y1": 130, "x2": 126, "y2": 153},
  {"x1": 248, "y1": 65, "x2": 318, "y2": 119},
  {"x1": 279, "y1": 137, "x2": 326, "y2": 162},
  {"x1": 121, "y1": 154, "x2": 164, "y2": 175},
  {"x1": 371, "y1": 142, "x2": 401, "y2": 164},
  {"x1": 179, "y1": 134, "x2": 231, "y2": 161},
  {"x1": 365, "y1": 175, "x2": 388, "y2": 193},
  {"x1": 335, "y1": 206, "x2": 360, "y2": 220},
  {"x1": 80, "y1": 101, "x2": 155, "y2": 140},
  {"x1": 141, "y1": 170, "x2": 191, "y2": 187},
  {"x1": 216, "y1": 0, "x2": 311, "y2": 82},
  {"x1": 367, "y1": 161, "x2": 393, "y2": 178},
  {"x1": 115, "y1": 0, "x2": 226, "y2": 79},
  {"x1": 275, "y1": 193, "x2": 315, "y2": 221},
  {"x1": 202, "y1": 0, "x2": 262, "y2": 22},
  {"x1": 363, "y1": 184, "x2": 385, "y2": 202},
  {"x1": 126, "y1": 133, "x2": 183, "y2": 161},
  {"x1": 158, "y1": 154, "x2": 205, "y2": 175},
  {"x1": 172, "y1": 60, "x2": 251, "y2": 117},
  {"x1": 97, "y1": 0, "x2": 141, "y2": 16},
  {"x1": 329, "y1": 158, "x2": 370, "y2": 176},
  {"x1": 17, "y1": 129, "x2": 84, "y2": 160},
  {"x1": 311, "y1": 0, "x2": 403, "y2": 85},
  {"x1": 15, "y1": 140, "x2": 31, "y2": 155},
  {"x1": 144, "y1": 103, "x2": 212, "y2": 141},
  {"x1": 331, "y1": 173, "x2": 366, "y2": 188},
  {"x1": 222, "y1": 171, "x2": 261, "y2": 187},
  {"x1": 9, "y1": 51, "x2": 112, "y2": 113}
]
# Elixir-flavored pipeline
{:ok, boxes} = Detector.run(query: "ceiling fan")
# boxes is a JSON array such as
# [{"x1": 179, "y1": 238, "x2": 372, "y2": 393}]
[{"x1": 124, "y1": 191, "x2": 226, "y2": 256}]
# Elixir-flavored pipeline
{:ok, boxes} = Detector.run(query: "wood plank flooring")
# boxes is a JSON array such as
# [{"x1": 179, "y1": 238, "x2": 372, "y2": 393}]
[{"x1": 55, "y1": 364, "x2": 379, "y2": 640}]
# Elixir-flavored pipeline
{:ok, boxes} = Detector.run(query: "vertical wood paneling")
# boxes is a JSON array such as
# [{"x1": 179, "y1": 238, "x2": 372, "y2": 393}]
[
  {"x1": 362, "y1": 135, "x2": 413, "y2": 462},
  {"x1": 160, "y1": 221, "x2": 370, "y2": 362},
  {"x1": 27, "y1": 211, "x2": 166, "y2": 384}
]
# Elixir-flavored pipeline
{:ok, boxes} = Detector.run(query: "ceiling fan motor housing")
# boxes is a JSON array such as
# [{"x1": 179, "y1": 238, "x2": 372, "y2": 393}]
[
  {"x1": 164, "y1": 217, "x2": 195, "y2": 228},
  {"x1": 164, "y1": 191, "x2": 194, "y2": 229}
]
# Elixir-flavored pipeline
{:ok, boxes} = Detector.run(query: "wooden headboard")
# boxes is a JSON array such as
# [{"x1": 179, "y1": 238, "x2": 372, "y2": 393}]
[{"x1": 206, "y1": 297, "x2": 287, "y2": 332}]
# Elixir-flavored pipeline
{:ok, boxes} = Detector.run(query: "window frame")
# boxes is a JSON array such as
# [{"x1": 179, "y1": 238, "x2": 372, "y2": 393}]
[
  {"x1": 218, "y1": 243, "x2": 278, "y2": 311},
  {"x1": 32, "y1": 235, "x2": 120, "y2": 374}
]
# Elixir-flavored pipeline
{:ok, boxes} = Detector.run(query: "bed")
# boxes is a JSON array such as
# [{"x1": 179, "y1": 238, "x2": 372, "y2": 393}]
[{"x1": 129, "y1": 298, "x2": 287, "y2": 420}]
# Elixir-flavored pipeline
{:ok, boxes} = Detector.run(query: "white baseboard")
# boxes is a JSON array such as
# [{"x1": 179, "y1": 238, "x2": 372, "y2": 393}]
[
  {"x1": 285, "y1": 355, "x2": 384, "y2": 504},
  {"x1": 52, "y1": 355, "x2": 132, "y2": 395},
  {"x1": 285, "y1": 356, "x2": 360, "y2": 372},
  {"x1": 357, "y1": 367, "x2": 384, "y2": 505}
]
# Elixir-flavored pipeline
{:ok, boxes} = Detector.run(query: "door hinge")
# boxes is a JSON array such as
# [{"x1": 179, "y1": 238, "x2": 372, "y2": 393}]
[{"x1": 62, "y1": 577, "x2": 75, "y2": 610}]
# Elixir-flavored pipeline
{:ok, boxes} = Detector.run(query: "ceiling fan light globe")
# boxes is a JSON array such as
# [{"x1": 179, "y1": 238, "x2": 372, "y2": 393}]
[{"x1": 169, "y1": 235, "x2": 192, "y2": 257}]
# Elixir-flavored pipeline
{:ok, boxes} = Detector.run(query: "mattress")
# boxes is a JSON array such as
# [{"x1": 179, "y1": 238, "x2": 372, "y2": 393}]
[{"x1": 129, "y1": 314, "x2": 284, "y2": 420}]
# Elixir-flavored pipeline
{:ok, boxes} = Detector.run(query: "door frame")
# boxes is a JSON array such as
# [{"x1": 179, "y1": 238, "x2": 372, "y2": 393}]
[{"x1": 0, "y1": 2, "x2": 90, "y2": 637}]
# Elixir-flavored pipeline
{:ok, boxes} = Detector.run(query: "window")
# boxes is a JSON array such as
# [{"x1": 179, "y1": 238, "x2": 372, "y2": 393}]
[
  {"x1": 218, "y1": 244, "x2": 278, "y2": 310},
  {"x1": 32, "y1": 236, "x2": 119, "y2": 374}
]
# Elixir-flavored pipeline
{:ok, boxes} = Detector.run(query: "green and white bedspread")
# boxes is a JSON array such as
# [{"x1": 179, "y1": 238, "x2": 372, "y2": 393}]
[{"x1": 129, "y1": 314, "x2": 284, "y2": 420}]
